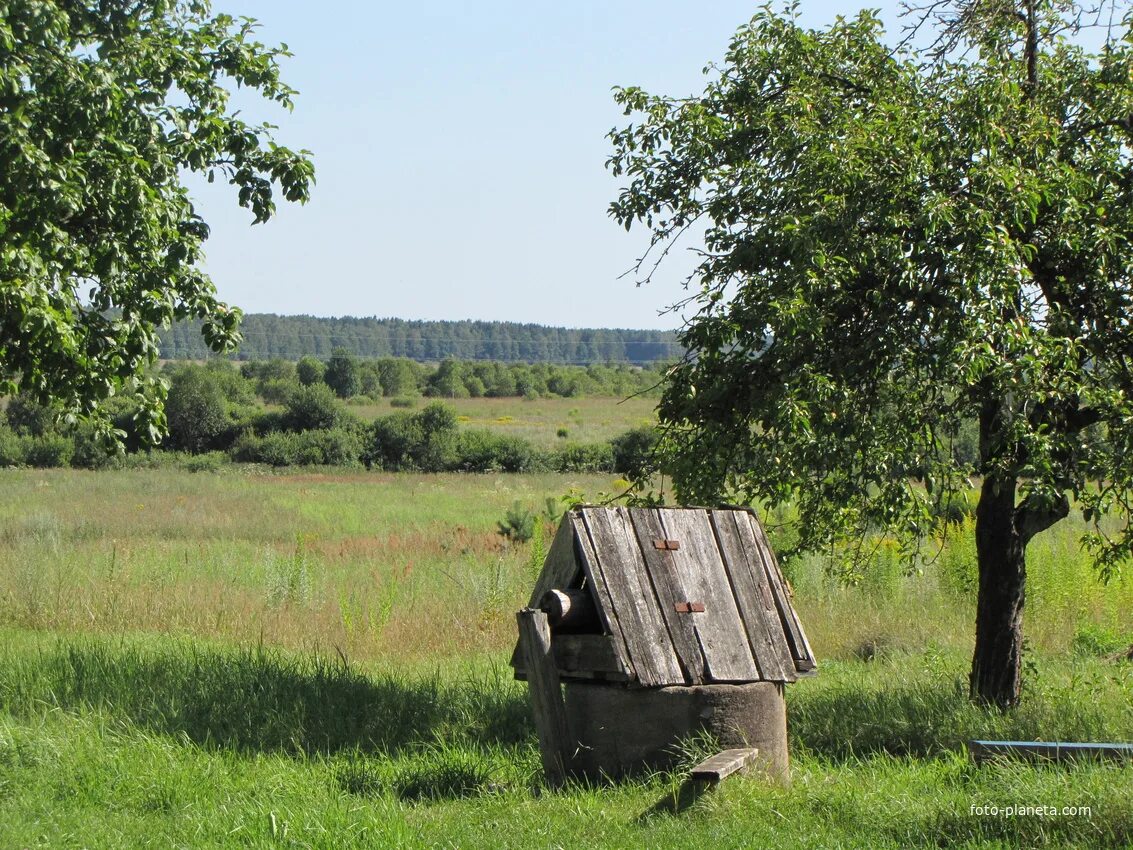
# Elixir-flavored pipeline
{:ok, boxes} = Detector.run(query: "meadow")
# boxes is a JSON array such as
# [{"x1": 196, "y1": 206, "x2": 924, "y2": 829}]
[
  {"x1": 0, "y1": 464, "x2": 1131, "y2": 848},
  {"x1": 346, "y1": 394, "x2": 659, "y2": 449}
]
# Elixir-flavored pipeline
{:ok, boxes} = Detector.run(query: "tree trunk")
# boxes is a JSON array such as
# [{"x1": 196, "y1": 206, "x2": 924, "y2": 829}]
[{"x1": 970, "y1": 474, "x2": 1027, "y2": 708}]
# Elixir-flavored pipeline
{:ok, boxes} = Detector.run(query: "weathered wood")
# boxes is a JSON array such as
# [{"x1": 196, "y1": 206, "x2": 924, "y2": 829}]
[
  {"x1": 745, "y1": 511, "x2": 817, "y2": 672},
  {"x1": 630, "y1": 508, "x2": 706, "y2": 683},
  {"x1": 580, "y1": 507, "x2": 684, "y2": 687},
  {"x1": 711, "y1": 510, "x2": 792, "y2": 682},
  {"x1": 539, "y1": 588, "x2": 600, "y2": 632},
  {"x1": 570, "y1": 512, "x2": 636, "y2": 681},
  {"x1": 511, "y1": 518, "x2": 584, "y2": 674},
  {"x1": 690, "y1": 748, "x2": 761, "y2": 783},
  {"x1": 517, "y1": 608, "x2": 571, "y2": 788},
  {"x1": 551, "y1": 634, "x2": 630, "y2": 679},
  {"x1": 969, "y1": 740, "x2": 1133, "y2": 765},
  {"x1": 657, "y1": 509, "x2": 761, "y2": 683}
]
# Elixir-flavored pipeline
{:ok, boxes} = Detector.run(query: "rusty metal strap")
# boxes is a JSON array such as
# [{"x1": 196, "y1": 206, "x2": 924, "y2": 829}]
[
  {"x1": 652, "y1": 539, "x2": 680, "y2": 551},
  {"x1": 674, "y1": 601, "x2": 705, "y2": 613}
]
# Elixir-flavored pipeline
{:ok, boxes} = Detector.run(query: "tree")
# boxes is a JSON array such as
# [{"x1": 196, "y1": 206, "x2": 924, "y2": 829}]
[
  {"x1": 283, "y1": 384, "x2": 341, "y2": 432},
  {"x1": 296, "y1": 356, "x2": 325, "y2": 387},
  {"x1": 0, "y1": 1, "x2": 313, "y2": 443},
  {"x1": 165, "y1": 366, "x2": 229, "y2": 453},
  {"x1": 324, "y1": 348, "x2": 360, "y2": 398},
  {"x1": 609, "y1": 1, "x2": 1133, "y2": 707}
]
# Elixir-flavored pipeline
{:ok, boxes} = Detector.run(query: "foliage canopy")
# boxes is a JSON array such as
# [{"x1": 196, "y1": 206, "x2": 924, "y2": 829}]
[
  {"x1": 0, "y1": 0, "x2": 313, "y2": 442},
  {"x1": 610, "y1": 0, "x2": 1133, "y2": 705}
]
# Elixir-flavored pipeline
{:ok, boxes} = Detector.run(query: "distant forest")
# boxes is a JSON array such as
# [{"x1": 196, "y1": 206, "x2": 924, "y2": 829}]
[{"x1": 159, "y1": 315, "x2": 682, "y2": 365}]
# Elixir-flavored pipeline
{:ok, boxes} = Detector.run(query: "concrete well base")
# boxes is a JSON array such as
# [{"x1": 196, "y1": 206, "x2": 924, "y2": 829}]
[{"x1": 562, "y1": 681, "x2": 789, "y2": 782}]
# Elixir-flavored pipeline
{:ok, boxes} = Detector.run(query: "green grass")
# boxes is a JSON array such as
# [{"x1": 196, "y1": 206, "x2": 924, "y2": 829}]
[
  {"x1": 0, "y1": 467, "x2": 1131, "y2": 847},
  {"x1": 0, "y1": 632, "x2": 1129, "y2": 848},
  {"x1": 346, "y1": 395, "x2": 658, "y2": 448}
]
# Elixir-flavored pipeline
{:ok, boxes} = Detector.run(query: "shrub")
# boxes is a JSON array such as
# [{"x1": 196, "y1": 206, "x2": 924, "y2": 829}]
[
  {"x1": 455, "y1": 430, "x2": 545, "y2": 473},
  {"x1": 426, "y1": 359, "x2": 469, "y2": 399},
  {"x1": 165, "y1": 366, "x2": 231, "y2": 453},
  {"x1": 5, "y1": 393, "x2": 54, "y2": 436},
  {"x1": 390, "y1": 397, "x2": 417, "y2": 409},
  {"x1": 283, "y1": 384, "x2": 342, "y2": 431},
  {"x1": 232, "y1": 428, "x2": 361, "y2": 467},
  {"x1": 307, "y1": 428, "x2": 362, "y2": 466},
  {"x1": 24, "y1": 433, "x2": 74, "y2": 468},
  {"x1": 296, "y1": 355, "x2": 325, "y2": 387},
  {"x1": 376, "y1": 358, "x2": 421, "y2": 397},
  {"x1": 179, "y1": 451, "x2": 229, "y2": 473},
  {"x1": 365, "y1": 402, "x2": 458, "y2": 471},
  {"x1": 365, "y1": 411, "x2": 421, "y2": 471},
  {"x1": 70, "y1": 423, "x2": 120, "y2": 470},
  {"x1": 0, "y1": 424, "x2": 26, "y2": 466},
  {"x1": 553, "y1": 441, "x2": 614, "y2": 473},
  {"x1": 610, "y1": 425, "x2": 660, "y2": 480},
  {"x1": 324, "y1": 348, "x2": 361, "y2": 398},
  {"x1": 258, "y1": 377, "x2": 300, "y2": 404},
  {"x1": 497, "y1": 502, "x2": 536, "y2": 544}
]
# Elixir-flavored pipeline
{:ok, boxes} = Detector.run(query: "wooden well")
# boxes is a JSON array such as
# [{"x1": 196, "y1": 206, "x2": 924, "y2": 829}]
[{"x1": 512, "y1": 506, "x2": 816, "y2": 785}]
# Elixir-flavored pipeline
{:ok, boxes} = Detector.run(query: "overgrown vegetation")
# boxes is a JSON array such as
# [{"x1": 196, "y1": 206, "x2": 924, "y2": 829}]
[
  {"x1": 0, "y1": 359, "x2": 663, "y2": 473},
  {"x1": 0, "y1": 468, "x2": 1129, "y2": 847}
]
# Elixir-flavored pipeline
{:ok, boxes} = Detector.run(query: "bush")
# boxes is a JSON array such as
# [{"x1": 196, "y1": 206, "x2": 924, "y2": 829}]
[
  {"x1": 497, "y1": 502, "x2": 536, "y2": 544},
  {"x1": 325, "y1": 348, "x2": 361, "y2": 398},
  {"x1": 165, "y1": 366, "x2": 232, "y2": 453},
  {"x1": 389, "y1": 397, "x2": 417, "y2": 409},
  {"x1": 283, "y1": 384, "x2": 342, "y2": 432},
  {"x1": 5, "y1": 393, "x2": 54, "y2": 436},
  {"x1": 610, "y1": 425, "x2": 659, "y2": 480},
  {"x1": 296, "y1": 355, "x2": 325, "y2": 387},
  {"x1": 24, "y1": 433, "x2": 74, "y2": 468},
  {"x1": 455, "y1": 430, "x2": 545, "y2": 473},
  {"x1": 179, "y1": 451, "x2": 229, "y2": 473},
  {"x1": 0, "y1": 424, "x2": 26, "y2": 466},
  {"x1": 365, "y1": 402, "x2": 458, "y2": 471},
  {"x1": 553, "y1": 441, "x2": 614, "y2": 473},
  {"x1": 231, "y1": 428, "x2": 361, "y2": 467},
  {"x1": 70, "y1": 424, "x2": 120, "y2": 470},
  {"x1": 258, "y1": 377, "x2": 300, "y2": 405}
]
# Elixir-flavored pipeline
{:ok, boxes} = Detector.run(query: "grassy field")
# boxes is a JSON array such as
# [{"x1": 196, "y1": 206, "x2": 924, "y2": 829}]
[
  {"x1": 345, "y1": 395, "x2": 659, "y2": 448},
  {"x1": 0, "y1": 466, "x2": 1131, "y2": 848}
]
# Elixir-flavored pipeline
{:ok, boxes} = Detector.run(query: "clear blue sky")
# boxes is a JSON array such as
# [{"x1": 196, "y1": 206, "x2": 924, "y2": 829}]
[{"x1": 192, "y1": 2, "x2": 907, "y2": 330}]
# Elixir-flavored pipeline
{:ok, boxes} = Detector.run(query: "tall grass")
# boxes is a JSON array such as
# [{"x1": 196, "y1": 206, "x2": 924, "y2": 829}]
[{"x1": 1, "y1": 468, "x2": 1131, "y2": 847}]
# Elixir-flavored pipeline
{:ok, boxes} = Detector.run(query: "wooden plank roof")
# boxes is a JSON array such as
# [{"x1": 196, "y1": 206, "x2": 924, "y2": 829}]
[{"x1": 512, "y1": 506, "x2": 817, "y2": 687}]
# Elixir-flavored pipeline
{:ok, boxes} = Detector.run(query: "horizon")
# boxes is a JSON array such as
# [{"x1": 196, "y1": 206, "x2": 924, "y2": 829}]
[{"x1": 189, "y1": 2, "x2": 909, "y2": 332}]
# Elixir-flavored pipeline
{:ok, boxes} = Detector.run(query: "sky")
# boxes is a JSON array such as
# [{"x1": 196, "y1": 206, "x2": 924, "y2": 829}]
[{"x1": 191, "y1": 2, "x2": 910, "y2": 331}]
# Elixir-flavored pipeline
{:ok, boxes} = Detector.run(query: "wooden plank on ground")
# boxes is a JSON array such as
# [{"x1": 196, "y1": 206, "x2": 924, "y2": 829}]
[
  {"x1": 710, "y1": 510, "x2": 791, "y2": 683},
  {"x1": 579, "y1": 507, "x2": 684, "y2": 687},
  {"x1": 630, "y1": 508, "x2": 705, "y2": 684},
  {"x1": 517, "y1": 608, "x2": 570, "y2": 788},
  {"x1": 745, "y1": 511, "x2": 817, "y2": 672},
  {"x1": 658, "y1": 509, "x2": 761, "y2": 683},
  {"x1": 570, "y1": 511, "x2": 635, "y2": 682},
  {"x1": 969, "y1": 740, "x2": 1133, "y2": 765},
  {"x1": 690, "y1": 748, "x2": 761, "y2": 783}
]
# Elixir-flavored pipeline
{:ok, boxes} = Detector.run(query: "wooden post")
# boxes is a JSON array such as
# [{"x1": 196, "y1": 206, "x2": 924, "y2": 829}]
[{"x1": 517, "y1": 607, "x2": 571, "y2": 788}]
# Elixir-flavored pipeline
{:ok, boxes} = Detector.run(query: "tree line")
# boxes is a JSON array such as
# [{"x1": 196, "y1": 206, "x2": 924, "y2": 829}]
[
  {"x1": 0, "y1": 358, "x2": 661, "y2": 474},
  {"x1": 159, "y1": 315, "x2": 681, "y2": 365}
]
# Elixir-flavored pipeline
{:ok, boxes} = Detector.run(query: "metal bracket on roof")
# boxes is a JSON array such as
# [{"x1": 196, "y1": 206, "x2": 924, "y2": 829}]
[{"x1": 653, "y1": 539, "x2": 680, "y2": 551}]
